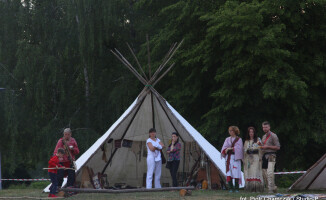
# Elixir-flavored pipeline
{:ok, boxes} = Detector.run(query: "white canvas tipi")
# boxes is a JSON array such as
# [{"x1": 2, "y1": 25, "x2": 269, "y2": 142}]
[{"x1": 44, "y1": 40, "x2": 244, "y2": 192}]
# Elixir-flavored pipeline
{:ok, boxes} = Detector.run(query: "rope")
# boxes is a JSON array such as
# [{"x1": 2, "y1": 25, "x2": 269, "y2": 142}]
[{"x1": 0, "y1": 179, "x2": 50, "y2": 182}]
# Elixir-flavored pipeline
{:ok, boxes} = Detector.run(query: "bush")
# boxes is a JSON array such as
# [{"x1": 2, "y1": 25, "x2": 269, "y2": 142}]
[{"x1": 275, "y1": 173, "x2": 302, "y2": 188}]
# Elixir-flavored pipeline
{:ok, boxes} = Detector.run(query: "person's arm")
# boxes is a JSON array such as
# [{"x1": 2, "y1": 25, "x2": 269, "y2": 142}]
[
  {"x1": 48, "y1": 157, "x2": 56, "y2": 167},
  {"x1": 147, "y1": 142, "x2": 156, "y2": 152},
  {"x1": 167, "y1": 146, "x2": 171, "y2": 154},
  {"x1": 48, "y1": 156, "x2": 62, "y2": 168},
  {"x1": 260, "y1": 145, "x2": 280, "y2": 150},
  {"x1": 170, "y1": 143, "x2": 181, "y2": 153},
  {"x1": 72, "y1": 139, "x2": 80, "y2": 155},
  {"x1": 168, "y1": 143, "x2": 174, "y2": 153},
  {"x1": 152, "y1": 140, "x2": 164, "y2": 151},
  {"x1": 159, "y1": 141, "x2": 165, "y2": 149},
  {"x1": 221, "y1": 138, "x2": 230, "y2": 157},
  {"x1": 222, "y1": 147, "x2": 233, "y2": 154},
  {"x1": 243, "y1": 141, "x2": 248, "y2": 152},
  {"x1": 166, "y1": 142, "x2": 173, "y2": 153}
]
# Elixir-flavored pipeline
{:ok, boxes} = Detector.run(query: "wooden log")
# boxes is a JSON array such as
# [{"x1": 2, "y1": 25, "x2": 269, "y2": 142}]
[{"x1": 61, "y1": 186, "x2": 195, "y2": 194}]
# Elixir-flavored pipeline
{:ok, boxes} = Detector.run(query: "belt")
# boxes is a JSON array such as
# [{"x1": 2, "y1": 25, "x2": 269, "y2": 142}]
[{"x1": 247, "y1": 149, "x2": 259, "y2": 154}]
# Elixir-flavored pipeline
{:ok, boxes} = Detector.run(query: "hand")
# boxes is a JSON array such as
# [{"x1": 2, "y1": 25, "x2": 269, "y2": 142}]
[
  {"x1": 56, "y1": 165, "x2": 58, "y2": 169},
  {"x1": 260, "y1": 146, "x2": 268, "y2": 149}
]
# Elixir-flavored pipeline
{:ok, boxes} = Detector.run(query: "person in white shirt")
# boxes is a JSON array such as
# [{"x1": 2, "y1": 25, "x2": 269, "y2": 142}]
[{"x1": 146, "y1": 128, "x2": 165, "y2": 189}]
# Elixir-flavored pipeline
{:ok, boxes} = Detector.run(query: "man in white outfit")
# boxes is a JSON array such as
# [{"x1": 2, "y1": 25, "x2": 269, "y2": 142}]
[{"x1": 146, "y1": 128, "x2": 165, "y2": 189}]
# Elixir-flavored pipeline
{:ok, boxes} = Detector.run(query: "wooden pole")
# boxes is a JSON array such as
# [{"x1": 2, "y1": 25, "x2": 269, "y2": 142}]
[
  {"x1": 149, "y1": 42, "x2": 177, "y2": 83},
  {"x1": 146, "y1": 34, "x2": 151, "y2": 78},
  {"x1": 205, "y1": 158, "x2": 211, "y2": 189},
  {"x1": 61, "y1": 186, "x2": 195, "y2": 194},
  {"x1": 147, "y1": 39, "x2": 183, "y2": 86},
  {"x1": 114, "y1": 49, "x2": 149, "y2": 85},
  {"x1": 152, "y1": 63, "x2": 175, "y2": 87},
  {"x1": 110, "y1": 50, "x2": 147, "y2": 85},
  {"x1": 114, "y1": 49, "x2": 146, "y2": 81},
  {"x1": 126, "y1": 43, "x2": 148, "y2": 81}
]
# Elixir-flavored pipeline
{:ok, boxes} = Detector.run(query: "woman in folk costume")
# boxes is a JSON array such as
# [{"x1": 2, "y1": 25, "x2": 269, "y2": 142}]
[
  {"x1": 146, "y1": 128, "x2": 165, "y2": 189},
  {"x1": 221, "y1": 126, "x2": 244, "y2": 192},
  {"x1": 243, "y1": 127, "x2": 264, "y2": 192}
]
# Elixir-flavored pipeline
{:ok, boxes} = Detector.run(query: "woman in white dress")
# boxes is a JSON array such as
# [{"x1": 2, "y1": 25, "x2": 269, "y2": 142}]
[
  {"x1": 146, "y1": 128, "x2": 165, "y2": 189},
  {"x1": 243, "y1": 127, "x2": 264, "y2": 192}
]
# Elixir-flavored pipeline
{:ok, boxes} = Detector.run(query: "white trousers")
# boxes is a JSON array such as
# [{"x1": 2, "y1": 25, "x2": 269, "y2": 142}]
[{"x1": 146, "y1": 157, "x2": 162, "y2": 189}]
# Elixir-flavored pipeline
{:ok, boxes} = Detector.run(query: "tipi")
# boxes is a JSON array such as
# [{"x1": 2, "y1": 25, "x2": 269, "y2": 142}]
[
  {"x1": 45, "y1": 39, "x2": 244, "y2": 191},
  {"x1": 289, "y1": 153, "x2": 326, "y2": 190}
]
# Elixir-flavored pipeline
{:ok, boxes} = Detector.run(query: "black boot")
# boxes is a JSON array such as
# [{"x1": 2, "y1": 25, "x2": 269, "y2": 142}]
[
  {"x1": 228, "y1": 181, "x2": 234, "y2": 193},
  {"x1": 234, "y1": 179, "x2": 239, "y2": 193}
]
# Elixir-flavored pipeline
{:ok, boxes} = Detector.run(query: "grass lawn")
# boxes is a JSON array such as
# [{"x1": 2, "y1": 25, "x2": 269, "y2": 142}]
[{"x1": 0, "y1": 188, "x2": 325, "y2": 200}]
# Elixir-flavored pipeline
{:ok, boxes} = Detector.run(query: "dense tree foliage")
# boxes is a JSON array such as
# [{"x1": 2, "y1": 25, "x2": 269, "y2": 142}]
[{"x1": 0, "y1": 0, "x2": 325, "y2": 184}]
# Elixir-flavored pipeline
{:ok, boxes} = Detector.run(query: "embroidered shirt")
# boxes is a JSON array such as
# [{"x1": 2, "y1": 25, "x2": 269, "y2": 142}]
[{"x1": 261, "y1": 131, "x2": 280, "y2": 155}]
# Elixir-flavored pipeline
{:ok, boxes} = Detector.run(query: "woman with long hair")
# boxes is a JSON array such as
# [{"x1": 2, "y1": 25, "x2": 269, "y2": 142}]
[
  {"x1": 243, "y1": 127, "x2": 264, "y2": 192},
  {"x1": 166, "y1": 132, "x2": 181, "y2": 187}
]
